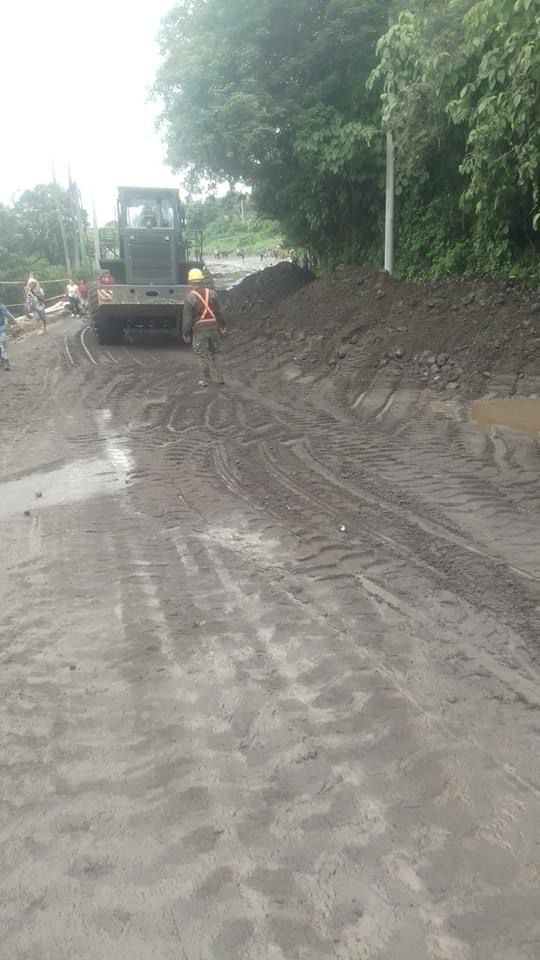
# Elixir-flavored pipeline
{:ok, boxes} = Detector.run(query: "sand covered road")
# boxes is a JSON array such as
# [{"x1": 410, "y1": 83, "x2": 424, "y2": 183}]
[{"x1": 1, "y1": 303, "x2": 539, "y2": 959}]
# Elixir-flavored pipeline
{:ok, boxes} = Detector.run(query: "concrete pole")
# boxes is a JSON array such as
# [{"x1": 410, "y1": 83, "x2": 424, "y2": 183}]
[
  {"x1": 384, "y1": 130, "x2": 395, "y2": 274},
  {"x1": 93, "y1": 204, "x2": 102, "y2": 273},
  {"x1": 68, "y1": 167, "x2": 81, "y2": 274},
  {"x1": 75, "y1": 185, "x2": 88, "y2": 276},
  {"x1": 384, "y1": 12, "x2": 395, "y2": 275},
  {"x1": 52, "y1": 165, "x2": 72, "y2": 277}
]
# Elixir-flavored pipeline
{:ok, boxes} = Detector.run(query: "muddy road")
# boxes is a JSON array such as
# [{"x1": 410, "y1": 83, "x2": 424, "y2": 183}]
[{"x1": 1, "y1": 311, "x2": 540, "y2": 960}]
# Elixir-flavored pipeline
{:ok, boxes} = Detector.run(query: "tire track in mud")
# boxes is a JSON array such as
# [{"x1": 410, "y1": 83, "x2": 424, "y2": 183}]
[
  {"x1": 4, "y1": 319, "x2": 540, "y2": 958},
  {"x1": 255, "y1": 438, "x2": 540, "y2": 683},
  {"x1": 227, "y1": 367, "x2": 540, "y2": 581},
  {"x1": 139, "y1": 368, "x2": 540, "y2": 610},
  {"x1": 169, "y1": 376, "x2": 538, "y2": 720},
  {"x1": 168, "y1": 396, "x2": 540, "y2": 751},
  {"x1": 65, "y1": 328, "x2": 540, "y2": 629},
  {"x1": 122, "y1": 476, "x2": 540, "y2": 959},
  {"x1": 147, "y1": 456, "x2": 540, "y2": 960}
]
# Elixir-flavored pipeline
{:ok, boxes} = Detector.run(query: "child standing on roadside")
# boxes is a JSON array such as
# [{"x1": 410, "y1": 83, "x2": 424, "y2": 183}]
[{"x1": 0, "y1": 303, "x2": 15, "y2": 370}]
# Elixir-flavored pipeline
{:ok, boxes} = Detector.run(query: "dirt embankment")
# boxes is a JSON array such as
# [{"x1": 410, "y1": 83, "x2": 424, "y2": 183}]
[{"x1": 226, "y1": 264, "x2": 540, "y2": 399}]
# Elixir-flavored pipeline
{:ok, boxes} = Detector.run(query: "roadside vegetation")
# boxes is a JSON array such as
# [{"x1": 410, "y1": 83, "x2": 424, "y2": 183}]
[
  {"x1": 156, "y1": 0, "x2": 540, "y2": 280},
  {"x1": 0, "y1": 184, "x2": 89, "y2": 307},
  {"x1": 186, "y1": 192, "x2": 283, "y2": 256}
]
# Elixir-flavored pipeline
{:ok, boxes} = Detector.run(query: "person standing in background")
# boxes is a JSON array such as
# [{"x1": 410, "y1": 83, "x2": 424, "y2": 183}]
[
  {"x1": 24, "y1": 272, "x2": 44, "y2": 300},
  {"x1": 66, "y1": 280, "x2": 81, "y2": 316},
  {"x1": 26, "y1": 280, "x2": 47, "y2": 334}
]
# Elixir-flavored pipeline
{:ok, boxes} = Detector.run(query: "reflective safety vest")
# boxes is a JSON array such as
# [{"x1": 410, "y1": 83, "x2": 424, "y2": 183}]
[{"x1": 191, "y1": 288, "x2": 217, "y2": 324}]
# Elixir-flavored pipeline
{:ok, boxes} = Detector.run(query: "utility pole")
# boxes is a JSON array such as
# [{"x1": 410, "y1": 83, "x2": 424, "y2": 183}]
[
  {"x1": 93, "y1": 203, "x2": 101, "y2": 273},
  {"x1": 68, "y1": 167, "x2": 81, "y2": 274},
  {"x1": 74, "y1": 182, "x2": 88, "y2": 276},
  {"x1": 384, "y1": 131, "x2": 395, "y2": 274},
  {"x1": 384, "y1": 13, "x2": 395, "y2": 275},
  {"x1": 51, "y1": 165, "x2": 72, "y2": 277}
]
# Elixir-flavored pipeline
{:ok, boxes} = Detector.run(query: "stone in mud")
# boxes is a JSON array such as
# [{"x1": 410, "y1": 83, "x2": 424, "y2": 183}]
[{"x1": 437, "y1": 353, "x2": 449, "y2": 367}]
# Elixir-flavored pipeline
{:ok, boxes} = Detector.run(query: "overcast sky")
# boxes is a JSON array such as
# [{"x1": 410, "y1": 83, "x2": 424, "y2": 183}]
[{"x1": 2, "y1": 0, "x2": 180, "y2": 223}]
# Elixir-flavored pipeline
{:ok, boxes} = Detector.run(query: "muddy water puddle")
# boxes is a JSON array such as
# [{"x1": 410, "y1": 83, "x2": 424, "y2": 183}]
[
  {"x1": 471, "y1": 397, "x2": 540, "y2": 436},
  {"x1": 0, "y1": 457, "x2": 129, "y2": 522}
]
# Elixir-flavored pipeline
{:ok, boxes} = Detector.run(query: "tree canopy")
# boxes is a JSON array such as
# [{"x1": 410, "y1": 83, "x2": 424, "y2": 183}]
[
  {"x1": 372, "y1": 0, "x2": 540, "y2": 277},
  {"x1": 156, "y1": 0, "x2": 391, "y2": 263},
  {"x1": 0, "y1": 183, "x2": 89, "y2": 307},
  {"x1": 156, "y1": 0, "x2": 540, "y2": 278}
]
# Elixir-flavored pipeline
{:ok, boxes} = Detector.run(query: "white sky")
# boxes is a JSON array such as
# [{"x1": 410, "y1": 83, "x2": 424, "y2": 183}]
[{"x1": 2, "y1": 0, "x2": 180, "y2": 223}]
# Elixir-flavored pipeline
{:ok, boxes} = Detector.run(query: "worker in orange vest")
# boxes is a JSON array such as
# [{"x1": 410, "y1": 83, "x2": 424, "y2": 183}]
[{"x1": 183, "y1": 268, "x2": 226, "y2": 386}]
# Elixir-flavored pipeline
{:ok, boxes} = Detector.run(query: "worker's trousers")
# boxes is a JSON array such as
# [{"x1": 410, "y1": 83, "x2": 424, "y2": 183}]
[{"x1": 192, "y1": 327, "x2": 224, "y2": 384}]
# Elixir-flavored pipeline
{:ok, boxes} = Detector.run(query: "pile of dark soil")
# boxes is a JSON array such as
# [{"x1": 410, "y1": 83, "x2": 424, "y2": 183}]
[
  {"x1": 224, "y1": 262, "x2": 311, "y2": 312},
  {"x1": 229, "y1": 265, "x2": 540, "y2": 399}
]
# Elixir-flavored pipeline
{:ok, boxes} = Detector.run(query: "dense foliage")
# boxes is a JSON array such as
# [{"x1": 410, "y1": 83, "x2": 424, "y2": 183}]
[
  {"x1": 156, "y1": 0, "x2": 391, "y2": 264},
  {"x1": 157, "y1": 0, "x2": 540, "y2": 279},
  {"x1": 372, "y1": 0, "x2": 540, "y2": 277},
  {"x1": 187, "y1": 191, "x2": 283, "y2": 255}
]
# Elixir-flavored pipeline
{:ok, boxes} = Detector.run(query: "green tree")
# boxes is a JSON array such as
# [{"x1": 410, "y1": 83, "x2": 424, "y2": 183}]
[
  {"x1": 15, "y1": 183, "x2": 78, "y2": 267},
  {"x1": 371, "y1": 0, "x2": 540, "y2": 278},
  {"x1": 155, "y1": 0, "x2": 391, "y2": 263},
  {"x1": 185, "y1": 190, "x2": 282, "y2": 254},
  {"x1": 0, "y1": 184, "x2": 90, "y2": 308},
  {"x1": 449, "y1": 0, "x2": 540, "y2": 248}
]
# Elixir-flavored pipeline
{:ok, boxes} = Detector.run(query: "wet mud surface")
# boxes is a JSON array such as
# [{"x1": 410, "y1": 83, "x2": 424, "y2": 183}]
[
  {"x1": 471, "y1": 397, "x2": 540, "y2": 435},
  {"x1": 1, "y1": 303, "x2": 540, "y2": 959}
]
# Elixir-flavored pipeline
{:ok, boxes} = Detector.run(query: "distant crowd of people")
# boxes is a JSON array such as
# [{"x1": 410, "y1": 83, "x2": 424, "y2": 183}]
[{"x1": 210, "y1": 247, "x2": 316, "y2": 272}]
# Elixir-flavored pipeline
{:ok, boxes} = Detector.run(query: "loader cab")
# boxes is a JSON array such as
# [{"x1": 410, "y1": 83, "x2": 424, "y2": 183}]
[{"x1": 117, "y1": 186, "x2": 187, "y2": 285}]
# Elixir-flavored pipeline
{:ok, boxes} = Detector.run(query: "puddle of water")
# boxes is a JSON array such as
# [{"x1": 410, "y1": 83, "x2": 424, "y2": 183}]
[
  {"x1": 0, "y1": 457, "x2": 127, "y2": 522},
  {"x1": 471, "y1": 398, "x2": 540, "y2": 436},
  {"x1": 1, "y1": 409, "x2": 134, "y2": 523}
]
